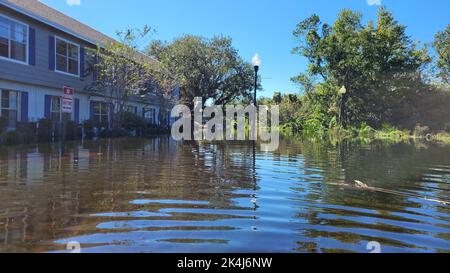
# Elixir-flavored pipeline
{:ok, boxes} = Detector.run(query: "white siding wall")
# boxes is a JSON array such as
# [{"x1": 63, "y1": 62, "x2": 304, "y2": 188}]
[{"x1": 0, "y1": 79, "x2": 161, "y2": 124}]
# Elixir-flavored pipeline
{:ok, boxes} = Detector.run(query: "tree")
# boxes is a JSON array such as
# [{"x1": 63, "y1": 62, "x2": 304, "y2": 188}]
[
  {"x1": 291, "y1": 7, "x2": 430, "y2": 128},
  {"x1": 273, "y1": 92, "x2": 282, "y2": 104},
  {"x1": 86, "y1": 26, "x2": 177, "y2": 129},
  {"x1": 433, "y1": 24, "x2": 450, "y2": 84},
  {"x1": 147, "y1": 35, "x2": 256, "y2": 108}
]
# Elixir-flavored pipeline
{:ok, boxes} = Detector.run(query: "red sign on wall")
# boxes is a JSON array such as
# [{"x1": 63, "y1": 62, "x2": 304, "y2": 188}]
[{"x1": 62, "y1": 86, "x2": 75, "y2": 114}]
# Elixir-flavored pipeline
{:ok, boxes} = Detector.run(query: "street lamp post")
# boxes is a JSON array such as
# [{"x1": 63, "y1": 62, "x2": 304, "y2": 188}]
[
  {"x1": 338, "y1": 85, "x2": 347, "y2": 126},
  {"x1": 251, "y1": 54, "x2": 261, "y2": 191},
  {"x1": 252, "y1": 54, "x2": 261, "y2": 106}
]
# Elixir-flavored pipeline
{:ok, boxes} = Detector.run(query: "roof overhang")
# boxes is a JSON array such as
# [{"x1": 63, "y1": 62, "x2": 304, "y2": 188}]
[{"x1": 0, "y1": 0, "x2": 101, "y2": 46}]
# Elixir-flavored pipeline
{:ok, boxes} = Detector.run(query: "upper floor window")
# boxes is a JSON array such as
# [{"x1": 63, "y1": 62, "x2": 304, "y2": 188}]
[
  {"x1": 55, "y1": 37, "x2": 79, "y2": 76},
  {"x1": 0, "y1": 15, "x2": 28, "y2": 63}
]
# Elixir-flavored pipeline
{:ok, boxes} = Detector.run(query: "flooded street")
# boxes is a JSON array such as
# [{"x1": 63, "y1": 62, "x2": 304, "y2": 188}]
[{"x1": 0, "y1": 137, "x2": 449, "y2": 253}]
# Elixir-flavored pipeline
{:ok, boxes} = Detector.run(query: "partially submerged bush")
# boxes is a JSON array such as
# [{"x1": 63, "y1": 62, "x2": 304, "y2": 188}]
[
  {"x1": 37, "y1": 118, "x2": 53, "y2": 143},
  {"x1": 65, "y1": 120, "x2": 82, "y2": 141},
  {"x1": 99, "y1": 128, "x2": 130, "y2": 138},
  {"x1": 413, "y1": 124, "x2": 431, "y2": 137},
  {"x1": 445, "y1": 123, "x2": 450, "y2": 133},
  {"x1": 83, "y1": 119, "x2": 97, "y2": 139},
  {"x1": 16, "y1": 122, "x2": 37, "y2": 144},
  {"x1": 0, "y1": 116, "x2": 7, "y2": 133},
  {"x1": 120, "y1": 112, "x2": 146, "y2": 132},
  {"x1": 375, "y1": 124, "x2": 410, "y2": 140},
  {"x1": 0, "y1": 131, "x2": 20, "y2": 145}
]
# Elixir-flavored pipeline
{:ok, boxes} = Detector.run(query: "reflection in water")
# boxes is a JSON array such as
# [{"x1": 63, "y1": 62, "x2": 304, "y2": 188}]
[{"x1": 0, "y1": 137, "x2": 449, "y2": 253}]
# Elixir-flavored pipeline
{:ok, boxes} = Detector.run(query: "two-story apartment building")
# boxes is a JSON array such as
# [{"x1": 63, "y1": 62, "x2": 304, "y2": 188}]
[{"x1": 0, "y1": 0, "x2": 177, "y2": 130}]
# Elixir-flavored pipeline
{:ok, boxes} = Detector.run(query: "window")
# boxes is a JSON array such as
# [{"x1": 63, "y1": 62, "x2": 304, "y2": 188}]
[
  {"x1": 55, "y1": 37, "x2": 79, "y2": 75},
  {"x1": 48, "y1": 96, "x2": 71, "y2": 122},
  {"x1": 92, "y1": 102, "x2": 109, "y2": 125},
  {"x1": 50, "y1": 96, "x2": 61, "y2": 122},
  {"x1": 144, "y1": 108, "x2": 156, "y2": 124},
  {"x1": 0, "y1": 89, "x2": 21, "y2": 128},
  {"x1": 0, "y1": 15, "x2": 28, "y2": 63},
  {"x1": 126, "y1": 105, "x2": 137, "y2": 114}
]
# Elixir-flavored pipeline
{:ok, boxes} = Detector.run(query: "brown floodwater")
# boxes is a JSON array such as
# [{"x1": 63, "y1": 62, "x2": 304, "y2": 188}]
[{"x1": 0, "y1": 137, "x2": 449, "y2": 253}]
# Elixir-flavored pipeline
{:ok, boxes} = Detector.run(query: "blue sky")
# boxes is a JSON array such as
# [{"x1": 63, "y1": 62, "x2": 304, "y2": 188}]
[{"x1": 41, "y1": 0, "x2": 449, "y2": 98}]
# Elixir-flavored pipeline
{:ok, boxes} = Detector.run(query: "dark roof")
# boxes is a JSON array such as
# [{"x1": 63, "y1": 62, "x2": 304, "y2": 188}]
[{"x1": 0, "y1": 0, "x2": 113, "y2": 45}]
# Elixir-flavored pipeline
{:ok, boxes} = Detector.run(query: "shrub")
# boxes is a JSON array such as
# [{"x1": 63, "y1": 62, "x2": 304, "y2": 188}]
[
  {"x1": 0, "y1": 130, "x2": 19, "y2": 145},
  {"x1": 303, "y1": 119, "x2": 326, "y2": 137},
  {"x1": 99, "y1": 128, "x2": 130, "y2": 138},
  {"x1": 445, "y1": 123, "x2": 450, "y2": 133},
  {"x1": 65, "y1": 120, "x2": 82, "y2": 141},
  {"x1": 0, "y1": 116, "x2": 7, "y2": 133},
  {"x1": 37, "y1": 118, "x2": 54, "y2": 142},
  {"x1": 375, "y1": 124, "x2": 409, "y2": 140},
  {"x1": 357, "y1": 123, "x2": 376, "y2": 138},
  {"x1": 16, "y1": 122, "x2": 37, "y2": 144},
  {"x1": 83, "y1": 119, "x2": 97, "y2": 139},
  {"x1": 121, "y1": 112, "x2": 146, "y2": 131},
  {"x1": 413, "y1": 123, "x2": 431, "y2": 137}
]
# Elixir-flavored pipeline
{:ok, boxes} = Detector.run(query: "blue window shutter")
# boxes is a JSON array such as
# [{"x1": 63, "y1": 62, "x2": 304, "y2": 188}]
[
  {"x1": 80, "y1": 47, "x2": 85, "y2": 78},
  {"x1": 74, "y1": 98, "x2": 80, "y2": 124},
  {"x1": 21, "y1": 92, "x2": 29, "y2": 122},
  {"x1": 89, "y1": 101, "x2": 94, "y2": 120},
  {"x1": 28, "y1": 28, "x2": 36, "y2": 66},
  {"x1": 44, "y1": 95, "x2": 51, "y2": 119},
  {"x1": 49, "y1": 36, "x2": 55, "y2": 70}
]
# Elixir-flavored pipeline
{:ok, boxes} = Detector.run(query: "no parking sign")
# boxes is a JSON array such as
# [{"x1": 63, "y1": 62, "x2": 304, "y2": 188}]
[{"x1": 62, "y1": 86, "x2": 75, "y2": 114}]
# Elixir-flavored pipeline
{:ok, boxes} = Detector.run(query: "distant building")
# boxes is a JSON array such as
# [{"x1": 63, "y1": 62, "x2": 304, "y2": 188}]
[{"x1": 0, "y1": 0, "x2": 178, "y2": 130}]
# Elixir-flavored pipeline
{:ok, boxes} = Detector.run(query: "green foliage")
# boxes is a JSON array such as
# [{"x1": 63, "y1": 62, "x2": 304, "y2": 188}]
[
  {"x1": 302, "y1": 119, "x2": 326, "y2": 138},
  {"x1": 356, "y1": 123, "x2": 376, "y2": 139},
  {"x1": 147, "y1": 35, "x2": 256, "y2": 108},
  {"x1": 292, "y1": 7, "x2": 431, "y2": 128},
  {"x1": 445, "y1": 123, "x2": 450, "y2": 133},
  {"x1": 273, "y1": 92, "x2": 282, "y2": 104},
  {"x1": 413, "y1": 124, "x2": 431, "y2": 137},
  {"x1": 434, "y1": 132, "x2": 450, "y2": 143},
  {"x1": 260, "y1": 7, "x2": 449, "y2": 143},
  {"x1": 120, "y1": 112, "x2": 147, "y2": 131},
  {"x1": 433, "y1": 24, "x2": 450, "y2": 84},
  {"x1": 374, "y1": 124, "x2": 410, "y2": 140},
  {"x1": 87, "y1": 26, "x2": 176, "y2": 129}
]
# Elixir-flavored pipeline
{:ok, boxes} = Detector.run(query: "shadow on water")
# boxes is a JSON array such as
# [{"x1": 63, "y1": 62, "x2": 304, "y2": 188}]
[{"x1": 0, "y1": 136, "x2": 449, "y2": 253}]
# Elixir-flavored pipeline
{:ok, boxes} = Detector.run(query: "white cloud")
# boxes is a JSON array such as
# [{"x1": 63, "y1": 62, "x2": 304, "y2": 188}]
[
  {"x1": 367, "y1": 0, "x2": 382, "y2": 5},
  {"x1": 66, "y1": 0, "x2": 81, "y2": 6}
]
